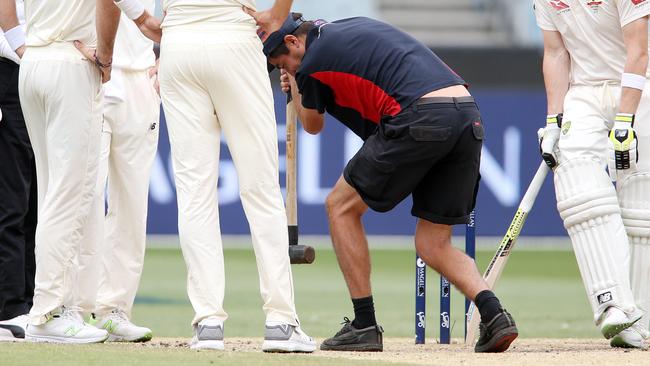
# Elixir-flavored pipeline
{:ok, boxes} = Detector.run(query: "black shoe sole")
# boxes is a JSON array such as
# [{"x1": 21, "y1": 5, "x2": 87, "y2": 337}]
[
  {"x1": 320, "y1": 343, "x2": 383, "y2": 352},
  {"x1": 474, "y1": 326, "x2": 518, "y2": 353}
]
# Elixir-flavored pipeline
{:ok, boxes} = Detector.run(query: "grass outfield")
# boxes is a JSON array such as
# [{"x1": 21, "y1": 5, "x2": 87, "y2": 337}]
[
  {"x1": 0, "y1": 242, "x2": 609, "y2": 366},
  {"x1": 127, "y1": 244, "x2": 596, "y2": 340}
]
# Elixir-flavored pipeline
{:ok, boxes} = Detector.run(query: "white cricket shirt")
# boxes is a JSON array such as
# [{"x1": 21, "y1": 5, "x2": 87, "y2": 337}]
[
  {"x1": 24, "y1": 0, "x2": 95, "y2": 47},
  {"x1": 534, "y1": 0, "x2": 650, "y2": 84},
  {"x1": 113, "y1": 0, "x2": 156, "y2": 71},
  {"x1": 161, "y1": 0, "x2": 257, "y2": 28}
]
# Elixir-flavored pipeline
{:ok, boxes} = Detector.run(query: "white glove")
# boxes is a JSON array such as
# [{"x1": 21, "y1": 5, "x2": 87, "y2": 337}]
[
  {"x1": 608, "y1": 113, "x2": 638, "y2": 182},
  {"x1": 539, "y1": 114, "x2": 562, "y2": 168}
]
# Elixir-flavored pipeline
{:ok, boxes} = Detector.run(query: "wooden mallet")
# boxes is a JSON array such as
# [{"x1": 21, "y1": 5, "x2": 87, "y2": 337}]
[{"x1": 286, "y1": 92, "x2": 315, "y2": 264}]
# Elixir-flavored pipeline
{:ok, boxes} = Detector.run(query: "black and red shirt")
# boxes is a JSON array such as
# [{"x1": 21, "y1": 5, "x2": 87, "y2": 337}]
[{"x1": 296, "y1": 17, "x2": 466, "y2": 140}]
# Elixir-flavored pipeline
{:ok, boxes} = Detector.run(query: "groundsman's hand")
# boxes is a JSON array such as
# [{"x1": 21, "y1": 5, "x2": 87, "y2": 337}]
[{"x1": 280, "y1": 69, "x2": 291, "y2": 93}]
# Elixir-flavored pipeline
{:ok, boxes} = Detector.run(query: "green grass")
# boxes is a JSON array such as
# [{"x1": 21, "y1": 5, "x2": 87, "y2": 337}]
[
  {"x1": 0, "y1": 242, "x2": 598, "y2": 365},
  {"x1": 128, "y1": 246, "x2": 595, "y2": 340}
]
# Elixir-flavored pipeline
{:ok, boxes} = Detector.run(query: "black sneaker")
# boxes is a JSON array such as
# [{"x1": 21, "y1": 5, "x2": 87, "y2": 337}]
[
  {"x1": 320, "y1": 317, "x2": 383, "y2": 352},
  {"x1": 475, "y1": 309, "x2": 518, "y2": 353}
]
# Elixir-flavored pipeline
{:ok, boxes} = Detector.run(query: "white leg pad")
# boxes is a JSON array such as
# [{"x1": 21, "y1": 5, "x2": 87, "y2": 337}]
[
  {"x1": 618, "y1": 172, "x2": 650, "y2": 335},
  {"x1": 555, "y1": 158, "x2": 638, "y2": 324}
]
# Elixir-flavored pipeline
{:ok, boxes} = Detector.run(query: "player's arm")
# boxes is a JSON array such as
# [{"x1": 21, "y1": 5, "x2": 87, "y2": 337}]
[
  {"x1": 281, "y1": 69, "x2": 324, "y2": 134},
  {"x1": 542, "y1": 30, "x2": 570, "y2": 115},
  {"x1": 606, "y1": 16, "x2": 648, "y2": 180},
  {"x1": 619, "y1": 16, "x2": 649, "y2": 114},
  {"x1": 113, "y1": 0, "x2": 161, "y2": 43},
  {"x1": 244, "y1": 0, "x2": 294, "y2": 41},
  {"x1": 0, "y1": 0, "x2": 24, "y2": 58},
  {"x1": 74, "y1": 0, "x2": 120, "y2": 83},
  {"x1": 538, "y1": 29, "x2": 570, "y2": 168},
  {"x1": 96, "y1": 0, "x2": 121, "y2": 66}
]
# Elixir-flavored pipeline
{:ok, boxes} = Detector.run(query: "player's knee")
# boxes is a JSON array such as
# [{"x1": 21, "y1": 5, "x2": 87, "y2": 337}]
[
  {"x1": 618, "y1": 172, "x2": 650, "y2": 242},
  {"x1": 325, "y1": 187, "x2": 361, "y2": 219},
  {"x1": 415, "y1": 229, "x2": 451, "y2": 266},
  {"x1": 325, "y1": 191, "x2": 340, "y2": 218},
  {"x1": 554, "y1": 158, "x2": 620, "y2": 228}
]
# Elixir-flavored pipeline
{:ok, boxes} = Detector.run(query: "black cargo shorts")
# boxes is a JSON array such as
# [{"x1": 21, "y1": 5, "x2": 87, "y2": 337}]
[{"x1": 343, "y1": 97, "x2": 483, "y2": 225}]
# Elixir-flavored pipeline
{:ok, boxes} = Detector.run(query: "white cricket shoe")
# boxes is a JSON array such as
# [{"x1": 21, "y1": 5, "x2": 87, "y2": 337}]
[
  {"x1": 600, "y1": 307, "x2": 643, "y2": 339},
  {"x1": 25, "y1": 307, "x2": 108, "y2": 344},
  {"x1": 611, "y1": 323, "x2": 648, "y2": 349},
  {"x1": 94, "y1": 310, "x2": 152, "y2": 343},
  {"x1": 0, "y1": 314, "x2": 28, "y2": 341},
  {"x1": 262, "y1": 322, "x2": 316, "y2": 353},
  {"x1": 190, "y1": 316, "x2": 224, "y2": 350}
]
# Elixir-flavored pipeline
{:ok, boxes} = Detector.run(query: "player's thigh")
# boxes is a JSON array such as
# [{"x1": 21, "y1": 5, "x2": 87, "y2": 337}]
[
  {"x1": 159, "y1": 45, "x2": 220, "y2": 192},
  {"x1": 107, "y1": 73, "x2": 159, "y2": 170},
  {"x1": 205, "y1": 36, "x2": 280, "y2": 188},
  {"x1": 559, "y1": 86, "x2": 610, "y2": 164}
]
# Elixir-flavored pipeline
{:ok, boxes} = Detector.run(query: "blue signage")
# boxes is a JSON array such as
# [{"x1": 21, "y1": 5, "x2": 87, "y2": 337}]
[{"x1": 146, "y1": 87, "x2": 566, "y2": 236}]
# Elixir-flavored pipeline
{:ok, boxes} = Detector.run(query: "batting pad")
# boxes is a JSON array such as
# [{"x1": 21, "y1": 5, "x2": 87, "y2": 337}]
[
  {"x1": 619, "y1": 172, "x2": 650, "y2": 335},
  {"x1": 555, "y1": 158, "x2": 637, "y2": 324}
]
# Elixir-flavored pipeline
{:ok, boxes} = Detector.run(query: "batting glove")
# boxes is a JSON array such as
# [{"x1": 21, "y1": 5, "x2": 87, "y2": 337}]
[
  {"x1": 538, "y1": 114, "x2": 562, "y2": 168},
  {"x1": 608, "y1": 113, "x2": 638, "y2": 181}
]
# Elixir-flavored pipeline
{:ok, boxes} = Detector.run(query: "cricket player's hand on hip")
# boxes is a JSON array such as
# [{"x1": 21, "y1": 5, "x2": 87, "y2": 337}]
[
  {"x1": 608, "y1": 113, "x2": 638, "y2": 181},
  {"x1": 243, "y1": 6, "x2": 286, "y2": 41},
  {"x1": 149, "y1": 59, "x2": 160, "y2": 96},
  {"x1": 74, "y1": 40, "x2": 112, "y2": 83},
  {"x1": 538, "y1": 113, "x2": 562, "y2": 168},
  {"x1": 15, "y1": 45, "x2": 24, "y2": 59},
  {"x1": 134, "y1": 12, "x2": 162, "y2": 44}
]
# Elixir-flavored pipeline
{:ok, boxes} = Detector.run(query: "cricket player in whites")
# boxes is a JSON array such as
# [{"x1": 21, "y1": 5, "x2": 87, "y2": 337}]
[
  {"x1": 535, "y1": 0, "x2": 650, "y2": 348},
  {"x1": 117, "y1": 0, "x2": 316, "y2": 351},
  {"x1": 75, "y1": 0, "x2": 159, "y2": 343},
  {"x1": 0, "y1": 0, "x2": 123, "y2": 343}
]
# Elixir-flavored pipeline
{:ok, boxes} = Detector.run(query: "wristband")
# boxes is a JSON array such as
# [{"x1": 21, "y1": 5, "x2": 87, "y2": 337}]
[
  {"x1": 93, "y1": 51, "x2": 112, "y2": 69},
  {"x1": 5, "y1": 25, "x2": 25, "y2": 51},
  {"x1": 615, "y1": 113, "x2": 635, "y2": 125},
  {"x1": 114, "y1": 0, "x2": 145, "y2": 20},
  {"x1": 621, "y1": 72, "x2": 646, "y2": 91},
  {"x1": 546, "y1": 113, "x2": 563, "y2": 127}
]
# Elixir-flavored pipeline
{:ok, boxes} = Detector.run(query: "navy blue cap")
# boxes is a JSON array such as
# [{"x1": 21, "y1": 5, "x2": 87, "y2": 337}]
[{"x1": 263, "y1": 13, "x2": 305, "y2": 72}]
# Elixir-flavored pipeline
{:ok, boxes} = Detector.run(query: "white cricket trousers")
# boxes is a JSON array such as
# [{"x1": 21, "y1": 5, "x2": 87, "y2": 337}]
[
  {"x1": 556, "y1": 81, "x2": 650, "y2": 325},
  {"x1": 18, "y1": 43, "x2": 103, "y2": 325},
  {"x1": 159, "y1": 23, "x2": 298, "y2": 326},
  {"x1": 76, "y1": 69, "x2": 160, "y2": 318}
]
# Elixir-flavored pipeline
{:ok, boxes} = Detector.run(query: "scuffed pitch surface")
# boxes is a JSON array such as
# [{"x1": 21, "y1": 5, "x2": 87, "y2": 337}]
[{"x1": 147, "y1": 337, "x2": 648, "y2": 366}]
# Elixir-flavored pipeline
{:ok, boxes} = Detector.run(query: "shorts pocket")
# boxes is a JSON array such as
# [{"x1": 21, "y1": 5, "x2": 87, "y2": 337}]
[
  {"x1": 471, "y1": 121, "x2": 484, "y2": 140},
  {"x1": 409, "y1": 126, "x2": 451, "y2": 142}
]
